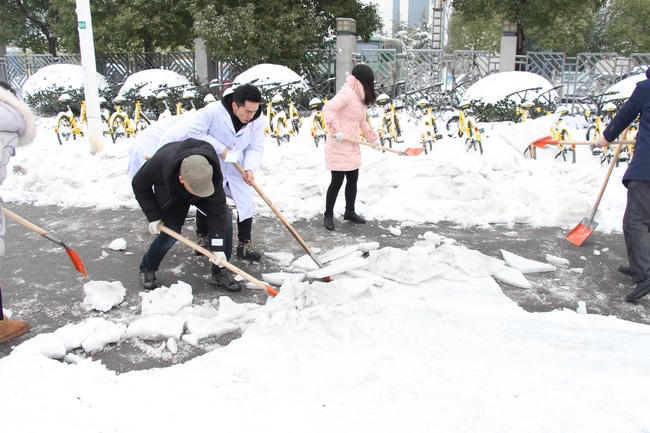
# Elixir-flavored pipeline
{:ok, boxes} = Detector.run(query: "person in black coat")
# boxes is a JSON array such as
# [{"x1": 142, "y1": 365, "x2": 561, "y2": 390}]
[
  {"x1": 596, "y1": 68, "x2": 650, "y2": 302},
  {"x1": 132, "y1": 138, "x2": 242, "y2": 291}
]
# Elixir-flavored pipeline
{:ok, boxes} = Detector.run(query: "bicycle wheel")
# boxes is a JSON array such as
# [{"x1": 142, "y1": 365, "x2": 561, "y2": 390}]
[
  {"x1": 291, "y1": 117, "x2": 301, "y2": 135},
  {"x1": 624, "y1": 126, "x2": 637, "y2": 160},
  {"x1": 135, "y1": 119, "x2": 148, "y2": 134},
  {"x1": 140, "y1": 113, "x2": 151, "y2": 126},
  {"x1": 314, "y1": 131, "x2": 326, "y2": 148},
  {"x1": 380, "y1": 136, "x2": 392, "y2": 152},
  {"x1": 422, "y1": 138, "x2": 434, "y2": 155},
  {"x1": 56, "y1": 116, "x2": 73, "y2": 145},
  {"x1": 446, "y1": 116, "x2": 460, "y2": 138},
  {"x1": 466, "y1": 119, "x2": 483, "y2": 154},
  {"x1": 561, "y1": 129, "x2": 576, "y2": 164},
  {"x1": 101, "y1": 116, "x2": 110, "y2": 137},
  {"x1": 394, "y1": 114, "x2": 403, "y2": 142},
  {"x1": 110, "y1": 114, "x2": 126, "y2": 143}
]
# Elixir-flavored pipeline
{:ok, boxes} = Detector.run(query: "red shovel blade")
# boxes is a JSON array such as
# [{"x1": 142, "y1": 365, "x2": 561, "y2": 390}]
[
  {"x1": 64, "y1": 245, "x2": 88, "y2": 277},
  {"x1": 403, "y1": 147, "x2": 425, "y2": 156},
  {"x1": 566, "y1": 218, "x2": 598, "y2": 246},
  {"x1": 532, "y1": 136, "x2": 556, "y2": 147}
]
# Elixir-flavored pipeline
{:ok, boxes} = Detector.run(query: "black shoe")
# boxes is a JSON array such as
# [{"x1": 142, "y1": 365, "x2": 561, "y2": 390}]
[
  {"x1": 618, "y1": 265, "x2": 632, "y2": 276},
  {"x1": 139, "y1": 269, "x2": 158, "y2": 290},
  {"x1": 625, "y1": 278, "x2": 650, "y2": 302},
  {"x1": 324, "y1": 215, "x2": 335, "y2": 230},
  {"x1": 236, "y1": 240, "x2": 262, "y2": 261},
  {"x1": 195, "y1": 234, "x2": 209, "y2": 256},
  {"x1": 344, "y1": 210, "x2": 366, "y2": 224},
  {"x1": 209, "y1": 271, "x2": 243, "y2": 292}
]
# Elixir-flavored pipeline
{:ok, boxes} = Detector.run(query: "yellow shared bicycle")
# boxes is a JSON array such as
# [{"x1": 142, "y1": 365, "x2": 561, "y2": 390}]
[
  {"x1": 446, "y1": 102, "x2": 484, "y2": 154},
  {"x1": 109, "y1": 96, "x2": 151, "y2": 143},
  {"x1": 308, "y1": 97, "x2": 328, "y2": 148},
  {"x1": 55, "y1": 94, "x2": 110, "y2": 145}
]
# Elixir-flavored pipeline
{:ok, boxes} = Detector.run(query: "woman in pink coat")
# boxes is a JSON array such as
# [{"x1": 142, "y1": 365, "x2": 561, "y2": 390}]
[{"x1": 322, "y1": 64, "x2": 379, "y2": 231}]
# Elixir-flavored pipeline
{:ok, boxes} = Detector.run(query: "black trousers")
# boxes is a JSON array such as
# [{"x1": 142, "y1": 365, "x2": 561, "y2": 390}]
[
  {"x1": 197, "y1": 210, "x2": 251, "y2": 245},
  {"x1": 325, "y1": 169, "x2": 359, "y2": 216},
  {"x1": 623, "y1": 180, "x2": 650, "y2": 282}
]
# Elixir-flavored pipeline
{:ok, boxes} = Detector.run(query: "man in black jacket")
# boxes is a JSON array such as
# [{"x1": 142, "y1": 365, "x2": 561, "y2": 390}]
[
  {"x1": 596, "y1": 68, "x2": 650, "y2": 302},
  {"x1": 132, "y1": 138, "x2": 242, "y2": 291}
]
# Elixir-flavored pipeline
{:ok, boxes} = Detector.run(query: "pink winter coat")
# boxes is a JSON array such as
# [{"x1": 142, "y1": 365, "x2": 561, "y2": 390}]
[{"x1": 323, "y1": 74, "x2": 378, "y2": 171}]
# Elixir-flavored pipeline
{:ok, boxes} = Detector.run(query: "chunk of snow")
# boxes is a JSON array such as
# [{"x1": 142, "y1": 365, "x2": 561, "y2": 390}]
[
  {"x1": 82, "y1": 280, "x2": 126, "y2": 312},
  {"x1": 545, "y1": 254, "x2": 569, "y2": 266},
  {"x1": 439, "y1": 244, "x2": 504, "y2": 278},
  {"x1": 126, "y1": 314, "x2": 186, "y2": 341},
  {"x1": 108, "y1": 238, "x2": 127, "y2": 251},
  {"x1": 307, "y1": 256, "x2": 367, "y2": 279},
  {"x1": 493, "y1": 266, "x2": 533, "y2": 289},
  {"x1": 389, "y1": 226, "x2": 402, "y2": 236},
  {"x1": 500, "y1": 249, "x2": 556, "y2": 273},
  {"x1": 81, "y1": 320, "x2": 126, "y2": 352},
  {"x1": 366, "y1": 247, "x2": 449, "y2": 284},
  {"x1": 318, "y1": 245, "x2": 360, "y2": 263},
  {"x1": 140, "y1": 281, "x2": 193, "y2": 316},
  {"x1": 11, "y1": 334, "x2": 67, "y2": 359},
  {"x1": 264, "y1": 252, "x2": 295, "y2": 267},
  {"x1": 261, "y1": 271, "x2": 305, "y2": 286}
]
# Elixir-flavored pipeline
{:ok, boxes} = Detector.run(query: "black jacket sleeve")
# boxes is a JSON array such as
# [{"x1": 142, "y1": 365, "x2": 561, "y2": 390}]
[{"x1": 132, "y1": 151, "x2": 170, "y2": 223}]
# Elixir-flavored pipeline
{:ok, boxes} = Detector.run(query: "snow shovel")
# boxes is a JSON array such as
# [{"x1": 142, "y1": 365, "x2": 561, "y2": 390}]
[
  {"x1": 228, "y1": 159, "x2": 326, "y2": 270},
  {"x1": 158, "y1": 223, "x2": 279, "y2": 296},
  {"x1": 532, "y1": 137, "x2": 635, "y2": 148},
  {"x1": 566, "y1": 143, "x2": 623, "y2": 246},
  {"x1": 1, "y1": 206, "x2": 88, "y2": 277},
  {"x1": 342, "y1": 135, "x2": 425, "y2": 156}
]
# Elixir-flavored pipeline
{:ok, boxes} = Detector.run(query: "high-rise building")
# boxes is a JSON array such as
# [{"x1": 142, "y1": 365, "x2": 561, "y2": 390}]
[{"x1": 375, "y1": 0, "x2": 432, "y2": 36}]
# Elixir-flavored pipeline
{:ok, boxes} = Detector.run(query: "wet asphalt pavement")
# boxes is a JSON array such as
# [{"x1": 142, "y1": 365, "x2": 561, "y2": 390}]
[{"x1": 0, "y1": 202, "x2": 647, "y2": 372}]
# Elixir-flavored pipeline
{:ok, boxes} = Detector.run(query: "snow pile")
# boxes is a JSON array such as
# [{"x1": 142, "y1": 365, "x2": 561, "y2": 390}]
[
  {"x1": 22, "y1": 64, "x2": 110, "y2": 98},
  {"x1": 8, "y1": 235, "x2": 561, "y2": 359}
]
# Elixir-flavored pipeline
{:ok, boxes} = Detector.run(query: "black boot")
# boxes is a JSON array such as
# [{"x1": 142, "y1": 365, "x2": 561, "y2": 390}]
[
  {"x1": 618, "y1": 265, "x2": 632, "y2": 276},
  {"x1": 236, "y1": 240, "x2": 262, "y2": 261},
  {"x1": 344, "y1": 210, "x2": 366, "y2": 224},
  {"x1": 324, "y1": 215, "x2": 335, "y2": 231}
]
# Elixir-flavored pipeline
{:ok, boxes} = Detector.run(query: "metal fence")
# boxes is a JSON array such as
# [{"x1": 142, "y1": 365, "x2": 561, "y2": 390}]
[
  {"x1": 2, "y1": 49, "x2": 649, "y2": 109},
  {"x1": 0, "y1": 51, "x2": 196, "y2": 92}
]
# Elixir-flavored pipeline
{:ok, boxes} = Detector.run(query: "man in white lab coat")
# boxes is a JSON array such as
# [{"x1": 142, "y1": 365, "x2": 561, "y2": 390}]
[{"x1": 160, "y1": 84, "x2": 264, "y2": 262}]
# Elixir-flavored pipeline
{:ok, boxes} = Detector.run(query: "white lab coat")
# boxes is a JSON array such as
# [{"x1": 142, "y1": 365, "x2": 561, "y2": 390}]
[
  {"x1": 127, "y1": 111, "x2": 200, "y2": 178},
  {"x1": 164, "y1": 101, "x2": 265, "y2": 221}
]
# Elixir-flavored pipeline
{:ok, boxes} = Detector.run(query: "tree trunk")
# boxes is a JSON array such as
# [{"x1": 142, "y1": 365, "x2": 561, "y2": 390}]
[{"x1": 49, "y1": 37, "x2": 58, "y2": 57}]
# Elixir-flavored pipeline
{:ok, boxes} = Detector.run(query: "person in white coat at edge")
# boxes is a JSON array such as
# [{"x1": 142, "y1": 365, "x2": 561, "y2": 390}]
[
  {"x1": 160, "y1": 84, "x2": 264, "y2": 262},
  {"x1": 322, "y1": 64, "x2": 379, "y2": 231},
  {"x1": 0, "y1": 81, "x2": 37, "y2": 344}
]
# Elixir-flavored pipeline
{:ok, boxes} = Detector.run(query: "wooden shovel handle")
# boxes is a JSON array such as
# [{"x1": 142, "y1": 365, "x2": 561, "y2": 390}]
[
  {"x1": 342, "y1": 135, "x2": 404, "y2": 155},
  {"x1": 158, "y1": 223, "x2": 278, "y2": 296},
  {"x1": 2, "y1": 207, "x2": 49, "y2": 236},
  {"x1": 231, "y1": 162, "x2": 324, "y2": 268},
  {"x1": 589, "y1": 143, "x2": 623, "y2": 220},
  {"x1": 560, "y1": 140, "x2": 635, "y2": 145}
]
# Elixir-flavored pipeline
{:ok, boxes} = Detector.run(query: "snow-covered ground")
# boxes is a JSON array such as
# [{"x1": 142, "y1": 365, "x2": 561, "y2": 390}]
[{"x1": 1, "y1": 66, "x2": 648, "y2": 432}]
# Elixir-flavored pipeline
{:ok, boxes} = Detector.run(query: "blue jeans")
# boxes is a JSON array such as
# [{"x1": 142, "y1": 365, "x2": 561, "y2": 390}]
[
  {"x1": 623, "y1": 180, "x2": 650, "y2": 282},
  {"x1": 140, "y1": 208, "x2": 233, "y2": 276}
]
